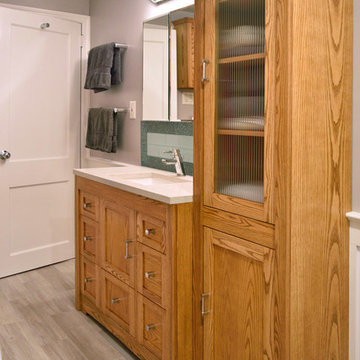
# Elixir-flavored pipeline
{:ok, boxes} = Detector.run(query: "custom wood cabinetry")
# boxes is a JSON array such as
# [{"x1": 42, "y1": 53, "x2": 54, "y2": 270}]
[
  {"x1": 173, "y1": 17, "x2": 194, "y2": 89},
  {"x1": 75, "y1": 176, "x2": 193, "y2": 360},
  {"x1": 194, "y1": 0, "x2": 352, "y2": 358}
]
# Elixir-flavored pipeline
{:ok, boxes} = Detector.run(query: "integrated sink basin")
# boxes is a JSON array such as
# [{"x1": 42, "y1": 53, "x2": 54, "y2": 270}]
[{"x1": 108, "y1": 172, "x2": 191, "y2": 186}]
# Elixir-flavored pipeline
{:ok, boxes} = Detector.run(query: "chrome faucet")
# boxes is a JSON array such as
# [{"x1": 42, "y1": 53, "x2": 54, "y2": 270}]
[{"x1": 162, "y1": 149, "x2": 186, "y2": 176}]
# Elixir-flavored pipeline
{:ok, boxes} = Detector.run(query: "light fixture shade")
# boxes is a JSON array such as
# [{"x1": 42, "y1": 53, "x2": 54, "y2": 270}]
[{"x1": 149, "y1": 0, "x2": 167, "y2": 4}]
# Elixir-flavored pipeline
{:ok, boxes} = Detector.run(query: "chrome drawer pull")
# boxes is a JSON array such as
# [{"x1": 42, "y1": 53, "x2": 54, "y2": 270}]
[
  {"x1": 145, "y1": 228, "x2": 155, "y2": 236},
  {"x1": 145, "y1": 271, "x2": 156, "y2": 279},
  {"x1": 145, "y1": 324, "x2": 156, "y2": 331},
  {"x1": 84, "y1": 277, "x2": 94, "y2": 284},
  {"x1": 111, "y1": 297, "x2": 126, "y2": 304},
  {"x1": 83, "y1": 236, "x2": 92, "y2": 241},
  {"x1": 201, "y1": 59, "x2": 209, "y2": 82},
  {"x1": 83, "y1": 202, "x2": 92, "y2": 209},
  {"x1": 125, "y1": 239, "x2": 133, "y2": 259},
  {"x1": 201, "y1": 293, "x2": 210, "y2": 317}
]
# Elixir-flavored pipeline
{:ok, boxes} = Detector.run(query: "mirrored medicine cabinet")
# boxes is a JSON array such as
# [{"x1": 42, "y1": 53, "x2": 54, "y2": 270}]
[{"x1": 142, "y1": 5, "x2": 194, "y2": 121}]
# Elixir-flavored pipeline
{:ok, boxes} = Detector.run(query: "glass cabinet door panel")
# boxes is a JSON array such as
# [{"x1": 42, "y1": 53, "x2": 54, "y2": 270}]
[
  {"x1": 215, "y1": 0, "x2": 265, "y2": 204},
  {"x1": 203, "y1": 0, "x2": 275, "y2": 222}
]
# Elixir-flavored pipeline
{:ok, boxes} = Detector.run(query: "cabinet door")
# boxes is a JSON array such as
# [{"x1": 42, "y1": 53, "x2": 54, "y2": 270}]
[
  {"x1": 202, "y1": 0, "x2": 276, "y2": 223},
  {"x1": 101, "y1": 200, "x2": 135, "y2": 287},
  {"x1": 202, "y1": 227, "x2": 274, "y2": 359}
]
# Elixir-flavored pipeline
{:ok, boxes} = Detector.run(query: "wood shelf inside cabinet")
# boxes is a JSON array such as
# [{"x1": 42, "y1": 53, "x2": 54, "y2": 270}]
[
  {"x1": 217, "y1": 129, "x2": 264, "y2": 137},
  {"x1": 218, "y1": 53, "x2": 265, "y2": 64}
]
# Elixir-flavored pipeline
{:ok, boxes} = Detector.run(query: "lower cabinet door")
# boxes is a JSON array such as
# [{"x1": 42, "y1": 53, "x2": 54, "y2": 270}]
[
  {"x1": 203, "y1": 227, "x2": 275, "y2": 360},
  {"x1": 80, "y1": 255, "x2": 98, "y2": 305},
  {"x1": 137, "y1": 295, "x2": 170, "y2": 359},
  {"x1": 101, "y1": 270, "x2": 136, "y2": 337},
  {"x1": 101, "y1": 200, "x2": 135, "y2": 287}
]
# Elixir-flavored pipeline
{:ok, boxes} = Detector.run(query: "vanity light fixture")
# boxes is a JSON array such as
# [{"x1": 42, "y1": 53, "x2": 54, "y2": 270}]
[{"x1": 148, "y1": 0, "x2": 168, "y2": 4}]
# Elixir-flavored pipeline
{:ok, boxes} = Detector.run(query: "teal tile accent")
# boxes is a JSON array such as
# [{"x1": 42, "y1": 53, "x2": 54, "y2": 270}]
[{"x1": 141, "y1": 121, "x2": 193, "y2": 176}]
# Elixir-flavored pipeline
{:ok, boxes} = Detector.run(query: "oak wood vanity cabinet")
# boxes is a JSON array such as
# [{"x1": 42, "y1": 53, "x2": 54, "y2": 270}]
[
  {"x1": 75, "y1": 176, "x2": 193, "y2": 360},
  {"x1": 194, "y1": 0, "x2": 352, "y2": 359}
]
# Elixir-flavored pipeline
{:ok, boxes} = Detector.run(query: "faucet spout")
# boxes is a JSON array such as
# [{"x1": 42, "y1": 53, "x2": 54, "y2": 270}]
[{"x1": 161, "y1": 149, "x2": 185, "y2": 176}]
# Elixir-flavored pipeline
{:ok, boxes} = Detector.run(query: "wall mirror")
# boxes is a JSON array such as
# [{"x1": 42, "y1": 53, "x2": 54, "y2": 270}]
[{"x1": 142, "y1": 5, "x2": 194, "y2": 121}]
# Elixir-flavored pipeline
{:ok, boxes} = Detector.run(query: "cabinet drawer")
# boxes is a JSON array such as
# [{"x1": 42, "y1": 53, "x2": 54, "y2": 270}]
[
  {"x1": 136, "y1": 243, "x2": 170, "y2": 309},
  {"x1": 137, "y1": 295, "x2": 170, "y2": 359},
  {"x1": 137, "y1": 213, "x2": 166, "y2": 254},
  {"x1": 80, "y1": 190, "x2": 99, "y2": 221},
  {"x1": 101, "y1": 270, "x2": 135, "y2": 337},
  {"x1": 79, "y1": 216, "x2": 98, "y2": 262},
  {"x1": 80, "y1": 256, "x2": 98, "y2": 305}
]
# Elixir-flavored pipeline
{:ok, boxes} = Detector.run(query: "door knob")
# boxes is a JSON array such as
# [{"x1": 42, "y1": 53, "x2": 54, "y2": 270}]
[{"x1": 0, "y1": 150, "x2": 11, "y2": 160}]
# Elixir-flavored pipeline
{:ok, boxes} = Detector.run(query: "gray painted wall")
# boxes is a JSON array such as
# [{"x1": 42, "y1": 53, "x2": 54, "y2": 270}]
[
  {"x1": 88, "y1": 0, "x2": 194, "y2": 165},
  {"x1": 0, "y1": 0, "x2": 89, "y2": 15},
  {"x1": 354, "y1": 0, "x2": 359, "y2": 212}
]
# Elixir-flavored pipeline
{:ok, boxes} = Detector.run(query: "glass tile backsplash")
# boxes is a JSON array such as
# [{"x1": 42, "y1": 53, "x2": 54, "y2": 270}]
[{"x1": 141, "y1": 121, "x2": 193, "y2": 175}]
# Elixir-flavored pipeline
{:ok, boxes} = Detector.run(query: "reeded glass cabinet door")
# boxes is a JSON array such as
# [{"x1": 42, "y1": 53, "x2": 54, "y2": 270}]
[{"x1": 203, "y1": 0, "x2": 275, "y2": 223}]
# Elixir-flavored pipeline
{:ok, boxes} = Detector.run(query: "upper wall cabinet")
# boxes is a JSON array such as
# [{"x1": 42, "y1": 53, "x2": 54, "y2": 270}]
[
  {"x1": 203, "y1": 0, "x2": 275, "y2": 223},
  {"x1": 172, "y1": 17, "x2": 194, "y2": 89}
]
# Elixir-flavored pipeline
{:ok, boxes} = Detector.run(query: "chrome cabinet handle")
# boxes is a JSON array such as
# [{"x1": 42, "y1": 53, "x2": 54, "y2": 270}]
[
  {"x1": 145, "y1": 271, "x2": 156, "y2": 279},
  {"x1": 201, "y1": 293, "x2": 210, "y2": 316},
  {"x1": 201, "y1": 59, "x2": 209, "y2": 82},
  {"x1": 84, "y1": 277, "x2": 93, "y2": 284},
  {"x1": 125, "y1": 240, "x2": 133, "y2": 259},
  {"x1": 145, "y1": 324, "x2": 156, "y2": 331},
  {"x1": 0, "y1": 150, "x2": 11, "y2": 160},
  {"x1": 111, "y1": 297, "x2": 126, "y2": 304},
  {"x1": 83, "y1": 236, "x2": 92, "y2": 241},
  {"x1": 145, "y1": 229, "x2": 155, "y2": 236},
  {"x1": 83, "y1": 202, "x2": 92, "y2": 209}
]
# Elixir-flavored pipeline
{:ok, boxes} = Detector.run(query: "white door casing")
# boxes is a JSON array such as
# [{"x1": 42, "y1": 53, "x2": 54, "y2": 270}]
[{"x1": 0, "y1": 7, "x2": 81, "y2": 277}]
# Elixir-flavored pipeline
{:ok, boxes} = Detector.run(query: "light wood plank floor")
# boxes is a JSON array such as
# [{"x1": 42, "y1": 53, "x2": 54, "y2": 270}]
[{"x1": 0, "y1": 259, "x2": 138, "y2": 360}]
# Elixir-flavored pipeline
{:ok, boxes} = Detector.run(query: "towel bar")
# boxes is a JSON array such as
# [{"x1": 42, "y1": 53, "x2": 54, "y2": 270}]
[
  {"x1": 114, "y1": 108, "x2": 127, "y2": 113},
  {"x1": 114, "y1": 43, "x2": 128, "y2": 49}
]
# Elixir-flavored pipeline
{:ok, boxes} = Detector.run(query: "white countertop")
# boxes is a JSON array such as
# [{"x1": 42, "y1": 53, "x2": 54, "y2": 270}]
[{"x1": 74, "y1": 163, "x2": 193, "y2": 205}]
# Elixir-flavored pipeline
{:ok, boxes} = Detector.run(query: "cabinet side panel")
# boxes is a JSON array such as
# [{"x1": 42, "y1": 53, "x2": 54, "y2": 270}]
[{"x1": 289, "y1": 0, "x2": 352, "y2": 358}]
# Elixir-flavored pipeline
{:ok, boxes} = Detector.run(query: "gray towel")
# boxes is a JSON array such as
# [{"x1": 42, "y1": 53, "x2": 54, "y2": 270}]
[
  {"x1": 84, "y1": 43, "x2": 125, "y2": 93},
  {"x1": 85, "y1": 108, "x2": 118, "y2": 153}
]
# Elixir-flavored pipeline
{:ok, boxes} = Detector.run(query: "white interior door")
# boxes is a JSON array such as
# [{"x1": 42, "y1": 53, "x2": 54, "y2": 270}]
[{"x1": 0, "y1": 7, "x2": 81, "y2": 277}]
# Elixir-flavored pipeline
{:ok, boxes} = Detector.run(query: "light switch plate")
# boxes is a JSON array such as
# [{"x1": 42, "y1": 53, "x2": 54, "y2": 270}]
[{"x1": 129, "y1": 101, "x2": 136, "y2": 119}]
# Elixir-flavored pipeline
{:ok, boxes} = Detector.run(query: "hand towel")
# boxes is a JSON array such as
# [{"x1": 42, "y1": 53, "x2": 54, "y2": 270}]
[
  {"x1": 84, "y1": 43, "x2": 125, "y2": 93},
  {"x1": 85, "y1": 108, "x2": 118, "y2": 153}
]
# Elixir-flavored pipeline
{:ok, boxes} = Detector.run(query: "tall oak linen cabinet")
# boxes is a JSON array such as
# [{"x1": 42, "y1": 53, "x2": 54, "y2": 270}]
[{"x1": 193, "y1": 0, "x2": 353, "y2": 359}]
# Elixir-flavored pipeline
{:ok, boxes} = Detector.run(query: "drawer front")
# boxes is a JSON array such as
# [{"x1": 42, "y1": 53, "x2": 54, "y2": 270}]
[
  {"x1": 102, "y1": 200, "x2": 135, "y2": 287},
  {"x1": 136, "y1": 243, "x2": 170, "y2": 309},
  {"x1": 137, "y1": 295, "x2": 170, "y2": 359},
  {"x1": 102, "y1": 270, "x2": 135, "y2": 337},
  {"x1": 137, "y1": 213, "x2": 166, "y2": 254},
  {"x1": 80, "y1": 190, "x2": 99, "y2": 221},
  {"x1": 79, "y1": 216, "x2": 98, "y2": 262},
  {"x1": 80, "y1": 256, "x2": 98, "y2": 304}
]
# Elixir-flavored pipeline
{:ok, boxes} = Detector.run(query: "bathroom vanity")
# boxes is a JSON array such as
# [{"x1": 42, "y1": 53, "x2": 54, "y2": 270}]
[{"x1": 74, "y1": 166, "x2": 193, "y2": 360}]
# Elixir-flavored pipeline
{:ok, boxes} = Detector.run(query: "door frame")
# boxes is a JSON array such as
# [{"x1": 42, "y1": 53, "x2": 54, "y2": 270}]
[{"x1": 0, "y1": 3, "x2": 90, "y2": 169}]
